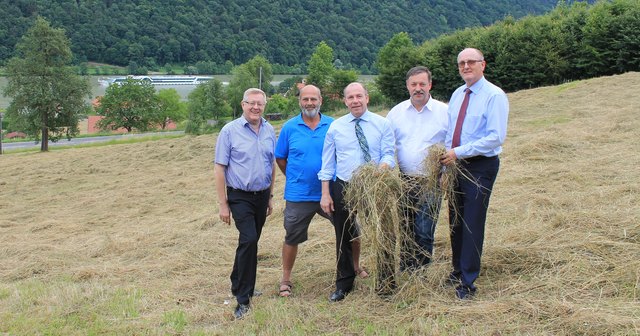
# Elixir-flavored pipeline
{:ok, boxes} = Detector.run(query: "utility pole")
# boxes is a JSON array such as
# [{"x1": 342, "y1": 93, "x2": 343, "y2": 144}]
[
  {"x1": 259, "y1": 66, "x2": 262, "y2": 91},
  {"x1": 0, "y1": 112, "x2": 3, "y2": 155}
]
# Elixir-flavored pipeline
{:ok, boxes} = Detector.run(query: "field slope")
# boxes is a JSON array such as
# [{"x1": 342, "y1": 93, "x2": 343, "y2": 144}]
[{"x1": 1, "y1": 73, "x2": 638, "y2": 335}]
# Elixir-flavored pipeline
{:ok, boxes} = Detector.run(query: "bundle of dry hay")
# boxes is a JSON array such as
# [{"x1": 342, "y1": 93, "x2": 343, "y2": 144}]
[
  {"x1": 344, "y1": 164, "x2": 405, "y2": 293},
  {"x1": 415, "y1": 143, "x2": 460, "y2": 207},
  {"x1": 344, "y1": 145, "x2": 467, "y2": 295}
]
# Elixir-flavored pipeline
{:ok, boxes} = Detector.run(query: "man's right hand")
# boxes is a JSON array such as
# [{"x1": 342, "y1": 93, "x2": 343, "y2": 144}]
[
  {"x1": 320, "y1": 194, "x2": 334, "y2": 216},
  {"x1": 219, "y1": 201, "x2": 231, "y2": 225}
]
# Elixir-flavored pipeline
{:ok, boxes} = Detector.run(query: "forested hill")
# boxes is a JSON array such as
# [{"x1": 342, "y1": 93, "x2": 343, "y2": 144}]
[{"x1": 1, "y1": 0, "x2": 574, "y2": 71}]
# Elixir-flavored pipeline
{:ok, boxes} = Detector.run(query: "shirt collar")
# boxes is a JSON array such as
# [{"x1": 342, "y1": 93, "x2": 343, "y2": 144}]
[
  {"x1": 467, "y1": 76, "x2": 487, "y2": 93},
  {"x1": 409, "y1": 97, "x2": 435, "y2": 114},
  {"x1": 348, "y1": 110, "x2": 371, "y2": 122},
  {"x1": 240, "y1": 115, "x2": 266, "y2": 127},
  {"x1": 296, "y1": 112, "x2": 329, "y2": 126}
]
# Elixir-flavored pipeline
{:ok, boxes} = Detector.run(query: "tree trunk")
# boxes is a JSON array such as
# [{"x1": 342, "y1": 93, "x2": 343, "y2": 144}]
[
  {"x1": 41, "y1": 126, "x2": 49, "y2": 152},
  {"x1": 41, "y1": 111, "x2": 48, "y2": 152}
]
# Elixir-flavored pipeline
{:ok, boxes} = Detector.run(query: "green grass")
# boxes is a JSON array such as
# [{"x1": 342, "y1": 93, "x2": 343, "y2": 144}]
[{"x1": 162, "y1": 309, "x2": 188, "y2": 333}]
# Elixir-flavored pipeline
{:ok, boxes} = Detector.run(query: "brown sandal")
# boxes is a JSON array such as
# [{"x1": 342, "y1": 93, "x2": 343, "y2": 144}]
[{"x1": 279, "y1": 281, "x2": 293, "y2": 297}]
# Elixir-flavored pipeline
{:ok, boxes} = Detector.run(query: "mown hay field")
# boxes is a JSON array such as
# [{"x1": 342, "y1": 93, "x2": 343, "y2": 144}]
[{"x1": 1, "y1": 73, "x2": 638, "y2": 335}]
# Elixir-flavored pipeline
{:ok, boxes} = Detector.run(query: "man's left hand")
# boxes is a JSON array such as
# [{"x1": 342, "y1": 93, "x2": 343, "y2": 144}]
[{"x1": 441, "y1": 149, "x2": 457, "y2": 166}]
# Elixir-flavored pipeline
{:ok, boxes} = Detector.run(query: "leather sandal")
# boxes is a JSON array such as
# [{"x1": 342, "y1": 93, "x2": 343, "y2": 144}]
[{"x1": 279, "y1": 281, "x2": 293, "y2": 297}]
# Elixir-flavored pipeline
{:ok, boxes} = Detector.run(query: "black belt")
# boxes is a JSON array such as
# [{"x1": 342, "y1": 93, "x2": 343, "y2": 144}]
[
  {"x1": 462, "y1": 155, "x2": 498, "y2": 163},
  {"x1": 227, "y1": 187, "x2": 269, "y2": 195}
]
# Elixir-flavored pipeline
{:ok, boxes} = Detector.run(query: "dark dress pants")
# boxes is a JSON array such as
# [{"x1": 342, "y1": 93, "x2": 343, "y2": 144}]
[
  {"x1": 330, "y1": 179, "x2": 357, "y2": 292},
  {"x1": 227, "y1": 188, "x2": 270, "y2": 305},
  {"x1": 449, "y1": 156, "x2": 499, "y2": 290}
]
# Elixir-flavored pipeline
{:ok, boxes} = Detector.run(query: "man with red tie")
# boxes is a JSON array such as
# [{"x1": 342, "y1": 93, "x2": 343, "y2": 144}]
[{"x1": 440, "y1": 48, "x2": 509, "y2": 299}]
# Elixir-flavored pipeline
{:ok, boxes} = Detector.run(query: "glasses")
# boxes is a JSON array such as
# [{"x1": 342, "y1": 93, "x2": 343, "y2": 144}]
[
  {"x1": 457, "y1": 59, "x2": 484, "y2": 68},
  {"x1": 243, "y1": 101, "x2": 265, "y2": 107}
]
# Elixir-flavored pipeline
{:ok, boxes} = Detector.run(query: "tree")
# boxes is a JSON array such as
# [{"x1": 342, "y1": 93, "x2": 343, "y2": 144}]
[
  {"x1": 277, "y1": 75, "x2": 303, "y2": 94},
  {"x1": 227, "y1": 55, "x2": 274, "y2": 117},
  {"x1": 156, "y1": 88, "x2": 187, "y2": 129},
  {"x1": 264, "y1": 93, "x2": 297, "y2": 118},
  {"x1": 328, "y1": 69, "x2": 359, "y2": 99},
  {"x1": 2, "y1": 17, "x2": 91, "y2": 152},
  {"x1": 375, "y1": 32, "x2": 422, "y2": 104},
  {"x1": 95, "y1": 78, "x2": 160, "y2": 132},
  {"x1": 244, "y1": 55, "x2": 274, "y2": 94},
  {"x1": 306, "y1": 41, "x2": 335, "y2": 91},
  {"x1": 185, "y1": 79, "x2": 231, "y2": 134}
]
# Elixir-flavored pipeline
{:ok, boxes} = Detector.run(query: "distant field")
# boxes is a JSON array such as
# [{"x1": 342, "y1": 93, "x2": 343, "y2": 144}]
[{"x1": 0, "y1": 73, "x2": 638, "y2": 335}]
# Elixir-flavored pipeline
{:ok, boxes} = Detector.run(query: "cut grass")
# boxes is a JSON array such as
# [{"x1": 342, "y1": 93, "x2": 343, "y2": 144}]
[{"x1": 0, "y1": 72, "x2": 638, "y2": 335}]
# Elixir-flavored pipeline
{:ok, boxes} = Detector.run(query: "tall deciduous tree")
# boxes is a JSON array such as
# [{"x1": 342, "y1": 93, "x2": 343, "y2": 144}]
[
  {"x1": 3, "y1": 17, "x2": 91, "y2": 152},
  {"x1": 227, "y1": 55, "x2": 273, "y2": 117},
  {"x1": 306, "y1": 41, "x2": 335, "y2": 91},
  {"x1": 375, "y1": 32, "x2": 422, "y2": 104},
  {"x1": 95, "y1": 78, "x2": 160, "y2": 132},
  {"x1": 185, "y1": 79, "x2": 230, "y2": 134},
  {"x1": 156, "y1": 88, "x2": 187, "y2": 129},
  {"x1": 328, "y1": 69, "x2": 359, "y2": 99}
]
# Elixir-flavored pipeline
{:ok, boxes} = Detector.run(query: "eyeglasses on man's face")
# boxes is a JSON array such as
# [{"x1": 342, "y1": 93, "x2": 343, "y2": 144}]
[
  {"x1": 457, "y1": 59, "x2": 484, "y2": 68},
  {"x1": 243, "y1": 101, "x2": 265, "y2": 107}
]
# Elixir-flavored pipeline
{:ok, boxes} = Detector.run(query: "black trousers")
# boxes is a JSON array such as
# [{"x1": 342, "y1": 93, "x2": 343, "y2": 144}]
[
  {"x1": 449, "y1": 156, "x2": 500, "y2": 290},
  {"x1": 227, "y1": 187, "x2": 270, "y2": 305},
  {"x1": 330, "y1": 179, "x2": 358, "y2": 292}
]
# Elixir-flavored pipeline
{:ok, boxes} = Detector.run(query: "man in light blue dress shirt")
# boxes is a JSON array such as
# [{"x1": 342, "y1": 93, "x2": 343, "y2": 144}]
[
  {"x1": 441, "y1": 48, "x2": 509, "y2": 300},
  {"x1": 318, "y1": 82, "x2": 395, "y2": 301},
  {"x1": 214, "y1": 88, "x2": 276, "y2": 319}
]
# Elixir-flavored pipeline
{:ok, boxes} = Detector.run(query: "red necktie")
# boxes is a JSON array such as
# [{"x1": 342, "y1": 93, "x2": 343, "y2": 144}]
[{"x1": 452, "y1": 88, "x2": 472, "y2": 148}]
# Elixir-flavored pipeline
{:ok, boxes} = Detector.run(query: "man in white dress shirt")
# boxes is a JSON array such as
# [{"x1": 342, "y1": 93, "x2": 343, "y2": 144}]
[{"x1": 386, "y1": 66, "x2": 449, "y2": 271}]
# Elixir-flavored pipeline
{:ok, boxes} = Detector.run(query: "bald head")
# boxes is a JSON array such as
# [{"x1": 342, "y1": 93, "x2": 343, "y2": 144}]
[
  {"x1": 299, "y1": 84, "x2": 322, "y2": 119},
  {"x1": 299, "y1": 84, "x2": 321, "y2": 97},
  {"x1": 343, "y1": 82, "x2": 369, "y2": 118},
  {"x1": 457, "y1": 48, "x2": 486, "y2": 86}
]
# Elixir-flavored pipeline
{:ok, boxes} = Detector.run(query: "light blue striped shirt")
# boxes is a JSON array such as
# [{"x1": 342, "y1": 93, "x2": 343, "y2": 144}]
[
  {"x1": 445, "y1": 76, "x2": 509, "y2": 158},
  {"x1": 318, "y1": 110, "x2": 395, "y2": 182},
  {"x1": 214, "y1": 116, "x2": 275, "y2": 191}
]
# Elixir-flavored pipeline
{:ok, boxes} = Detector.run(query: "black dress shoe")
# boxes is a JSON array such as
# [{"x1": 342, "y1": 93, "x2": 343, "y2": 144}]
[
  {"x1": 329, "y1": 289, "x2": 349, "y2": 302},
  {"x1": 233, "y1": 303, "x2": 250, "y2": 319},
  {"x1": 455, "y1": 285, "x2": 476, "y2": 300}
]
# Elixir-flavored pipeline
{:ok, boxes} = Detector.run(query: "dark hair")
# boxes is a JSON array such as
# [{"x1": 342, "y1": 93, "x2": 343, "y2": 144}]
[{"x1": 405, "y1": 66, "x2": 432, "y2": 83}]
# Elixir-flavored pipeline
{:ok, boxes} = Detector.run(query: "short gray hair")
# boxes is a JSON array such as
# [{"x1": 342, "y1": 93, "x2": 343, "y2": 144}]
[{"x1": 243, "y1": 88, "x2": 266, "y2": 102}]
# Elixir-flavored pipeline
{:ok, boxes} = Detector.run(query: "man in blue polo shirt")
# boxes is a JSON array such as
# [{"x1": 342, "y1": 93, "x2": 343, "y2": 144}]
[{"x1": 275, "y1": 84, "x2": 366, "y2": 298}]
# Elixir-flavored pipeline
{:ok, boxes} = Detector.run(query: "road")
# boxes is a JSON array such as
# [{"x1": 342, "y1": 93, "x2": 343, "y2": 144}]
[{"x1": 2, "y1": 131, "x2": 184, "y2": 150}]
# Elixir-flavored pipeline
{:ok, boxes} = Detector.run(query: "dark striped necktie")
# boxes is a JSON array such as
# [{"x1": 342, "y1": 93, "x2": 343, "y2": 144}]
[{"x1": 354, "y1": 118, "x2": 371, "y2": 162}]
